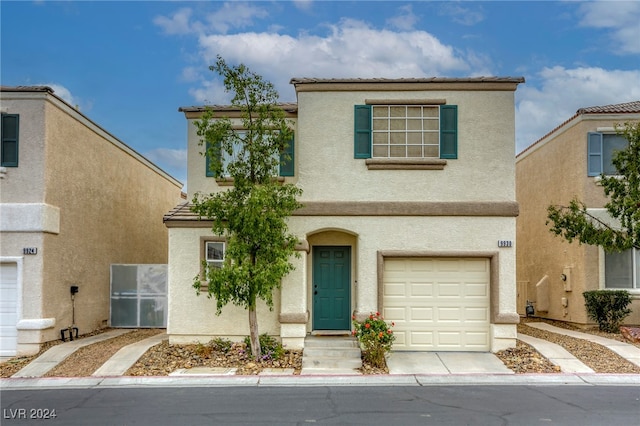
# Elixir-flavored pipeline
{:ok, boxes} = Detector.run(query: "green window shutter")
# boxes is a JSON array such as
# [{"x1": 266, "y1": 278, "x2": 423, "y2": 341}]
[
  {"x1": 440, "y1": 105, "x2": 457, "y2": 159},
  {"x1": 279, "y1": 135, "x2": 295, "y2": 177},
  {"x1": 587, "y1": 132, "x2": 603, "y2": 176},
  {"x1": 1, "y1": 114, "x2": 19, "y2": 167},
  {"x1": 354, "y1": 105, "x2": 372, "y2": 158}
]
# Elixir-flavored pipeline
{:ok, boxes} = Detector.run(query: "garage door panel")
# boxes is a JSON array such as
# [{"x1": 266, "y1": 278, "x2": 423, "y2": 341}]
[
  {"x1": 464, "y1": 283, "x2": 489, "y2": 297},
  {"x1": 464, "y1": 307, "x2": 489, "y2": 322},
  {"x1": 436, "y1": 307, "x2": 461, "y2": 322},
  {"x1": 0, "y1": 263, "x2": 18, "y2": 356},
  {"x1": 393, "y1": 331, "x2": 407, "y2": 346},
  {"x1": 408, "y1": 259, "x2": 436, "y2": 272},
  {"x1": 409, "y1": 331, "x2": 434, "y2": 347},
  {"x1": 465, "y1": 332, "x2": 490, "y2": 346},
  {"x1": 436, "y1": 283, "x2": 461, "y2": 297},
  {"x1": 410, "y1": 307, "x2": 434, "y2": 321},
  {"x1": 410, "y1": 282, "x2": 433, "y2": 296},
  {"x1": 383, "y1": 282, "x2": 406, "y2": 296},
  {"x1": 383, "y1": 307, "x2": 407, "y2": 321},
  {"x1": 383, "y1": 258, "x2": 490, "y2": 352}
]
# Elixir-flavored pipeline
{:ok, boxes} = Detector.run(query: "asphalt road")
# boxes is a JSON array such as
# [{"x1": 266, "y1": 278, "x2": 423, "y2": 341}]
[{"x1": 2, "y1": 385, "x2": 639, "y2": 425}]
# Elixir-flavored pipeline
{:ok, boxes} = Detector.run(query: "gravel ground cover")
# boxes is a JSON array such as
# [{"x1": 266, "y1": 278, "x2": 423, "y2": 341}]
[
  {"x1": 1, "y1": 318, "x2": 639, "y2": 377},
  {"x1": 516, "y1": 321, "x2": 640, "y2": 374},
  {"x1": 44, "y1": 329, "x2": 162, "y2": 377}
]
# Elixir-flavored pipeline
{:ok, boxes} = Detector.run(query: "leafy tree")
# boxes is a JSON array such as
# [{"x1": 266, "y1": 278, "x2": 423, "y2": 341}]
[
  {"x1": 547, "y1": 121, "x2": 640, "y2": 252},
  {"x1": 191, "y1": 56, "x2": 302, "y2": 359}
]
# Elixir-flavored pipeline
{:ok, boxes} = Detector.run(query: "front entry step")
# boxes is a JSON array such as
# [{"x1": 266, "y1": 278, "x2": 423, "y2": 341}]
[{"x1": 301, "y1": 336, "x2": 362, "y2": 374}]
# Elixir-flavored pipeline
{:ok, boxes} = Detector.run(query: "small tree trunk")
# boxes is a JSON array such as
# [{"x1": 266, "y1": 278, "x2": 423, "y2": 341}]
[{"x1": 248, "y1": 304, "x2": 261, "y2": 360}]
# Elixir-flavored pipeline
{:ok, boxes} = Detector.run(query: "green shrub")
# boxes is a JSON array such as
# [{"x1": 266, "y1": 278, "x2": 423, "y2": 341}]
[
  {"x1": 243, "y1": 333, "x2": 284, "y2": 361},
  {"x1": 210, "y1": 337, "x2": 232, "y2": 353},
  {"x1": 352, "y1": 312, "x2": 395, "y2": 368},
  {"x1": 583, "y1": 290, "x2": 632, "y2": 333}
]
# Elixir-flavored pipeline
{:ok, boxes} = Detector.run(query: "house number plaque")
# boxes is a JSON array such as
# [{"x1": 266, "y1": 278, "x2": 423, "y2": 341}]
[{"x1": 23, "y1": 247, "x2": 38, "y2": 255}]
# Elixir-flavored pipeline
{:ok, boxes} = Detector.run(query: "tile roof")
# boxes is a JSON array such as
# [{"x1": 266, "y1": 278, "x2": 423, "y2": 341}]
[
  {"x1": 576, "y1": 101, "x2": 640, "y2": 114},
  {"x1": 163, "y1": 202, "x2": 203, "y2": 223},
  {"x1": 517, "y1": 100, "x2": 640, "y2": 158},
  {"x1": 0, "y1": 85, "x2": 54, "y2": 93},
  {"x1": 290, "y1": 77, "x2": 525, "y2": 84},
  {"x1": 179, "y1": 103, "x2": 298, "y2": 113}
]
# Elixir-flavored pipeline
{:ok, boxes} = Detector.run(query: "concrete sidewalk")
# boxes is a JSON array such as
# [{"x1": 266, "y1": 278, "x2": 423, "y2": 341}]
[
  {"x1": 3, "y1": 322, "x2": 639, "y2": 388},
  {"x1": 525, "y1": 322, "x2": 640, "y2": 368},
  {"x1": 92, "y1": 333, "x2": 167, "y2": 377},
  {"x1": 11, "y1": 329, "x2": 133, "y2": 378}
]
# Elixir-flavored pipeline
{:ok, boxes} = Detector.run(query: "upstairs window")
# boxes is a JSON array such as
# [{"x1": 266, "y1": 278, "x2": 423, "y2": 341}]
[
  {"x1": 1, "y1": 113, "x2": 19, "y2": 167},
  {"x1": 588, "y1": 132, "x2": 628, "y2": 176},
  {"x1": 206, "y1": 131, "x2": 294, "y2": 178},
  {"x1": 354, "y1": 104, "x2": 457, "y2": 160},
  {"x1": 205, "y1": 241, "x2": 225, "y2": 269}
]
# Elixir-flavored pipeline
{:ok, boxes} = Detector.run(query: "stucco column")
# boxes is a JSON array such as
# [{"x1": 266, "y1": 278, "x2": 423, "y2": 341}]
[
  {"x1": 352, "y1": 245, "x2": 378, "y2": 322},
  {"x1": 279, "y1": 240, "x2": 309, "y2": 349}
]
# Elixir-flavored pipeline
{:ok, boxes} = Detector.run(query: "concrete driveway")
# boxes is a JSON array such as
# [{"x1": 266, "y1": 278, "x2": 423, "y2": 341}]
[{"x1": 386, "y1": 351, "x2": 513, "y2": 374}]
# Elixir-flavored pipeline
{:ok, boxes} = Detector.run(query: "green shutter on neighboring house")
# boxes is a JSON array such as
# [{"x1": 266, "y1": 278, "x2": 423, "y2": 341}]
[
  {"x1": 440, "y1": 105, "x2": 457, "y2": 159},
  {"x1": 1, "y1": 114, "x2": 19, "y2": 167},
  {"x1": 587, "y1": 132, "x2": 603, "y2": 176},
  {"x1": 280, "y1": 135, "x2": 295, "y2": 176},
  {"x1": 354, "y1": 105, "x2": 372, "y2": 158}
]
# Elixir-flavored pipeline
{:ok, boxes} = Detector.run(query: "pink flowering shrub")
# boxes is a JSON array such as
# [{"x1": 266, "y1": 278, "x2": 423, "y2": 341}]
[{"x1": 352, "y1": 312, "x2": 395, "y2": 368}]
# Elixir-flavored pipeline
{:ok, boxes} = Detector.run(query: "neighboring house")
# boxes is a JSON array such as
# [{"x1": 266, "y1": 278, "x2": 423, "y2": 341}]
[
  {"x1": 0, "y1": 86, "x2": 183, "y2": 356},
  {"x1": 516, "y1": 101, "x2": 640, "y2": 325},
  {"x1": 165, "y1": 77, "x2": 524, "y2": 352}
]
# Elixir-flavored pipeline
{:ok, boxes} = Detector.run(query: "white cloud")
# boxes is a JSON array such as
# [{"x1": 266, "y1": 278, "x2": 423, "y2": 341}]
[
  {"x1": 193, "y1": 18, "x2": 477, "y2": 102},
  {"x1": 154, "y1": 2, "x2": 269, "y2": 36},
  {"x1": 41, "y1": 83, "x2": 93, "y2": 112},
  {"x1": 578, "y1": 1, "x2": 640, "y2": 54},
  {"x1": 516, "y1": 66, "x2": 640, "y2": 153},
  {"x1": 44, "y1": 83, "x2": 74, "y2": 104},
  {"x1": 144, "y1": 148, "x2": 188, "y2": 184},
  {"x1": 292, "y1": 0, "x2": 313, "y2": 12},
  {"x1": 153, "y1": 7, "x2": 196, "y2": 35},
  {"x1": 386, "y1": 4, "x2": 420, "y2": 31},
  {"x1": 438, "y1": 3, "x2": 485, "y2": 26},
  {"x1": 145, "y1": 147, "x2": 187, "y2": 169}
]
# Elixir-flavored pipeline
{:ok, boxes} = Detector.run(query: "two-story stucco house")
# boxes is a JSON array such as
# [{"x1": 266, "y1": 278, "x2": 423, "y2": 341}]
[
  {"x1": 0, "y1": 86, "x2": 183, "y2": 356},
  {"x1": 516, "y1": 101, "x2": 640, "y2": 326},
  {"x1": 165, "y1": 77, "x2": 524, "y2": 353}
]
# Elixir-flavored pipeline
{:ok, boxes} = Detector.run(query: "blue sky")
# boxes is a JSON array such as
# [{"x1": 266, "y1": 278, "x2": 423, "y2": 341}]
[{"x1": 2, "y1": 1, "x2": 639, "y2": 187}]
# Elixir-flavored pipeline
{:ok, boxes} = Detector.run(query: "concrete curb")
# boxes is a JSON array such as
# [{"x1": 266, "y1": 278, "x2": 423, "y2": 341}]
[{"x1": 1, "y1": 373, "x2": 639, "y2": 390}]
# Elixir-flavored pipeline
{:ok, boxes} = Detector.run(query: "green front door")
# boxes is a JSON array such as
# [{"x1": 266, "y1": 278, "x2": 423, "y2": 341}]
[{"x1": 312, "y1": 246, "x2": 351, "y2": 330}]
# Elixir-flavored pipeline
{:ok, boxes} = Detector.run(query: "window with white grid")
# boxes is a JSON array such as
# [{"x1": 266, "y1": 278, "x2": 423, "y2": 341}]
[{"x1": 372, "y1": 105, "x2": 440, "y2": 158}]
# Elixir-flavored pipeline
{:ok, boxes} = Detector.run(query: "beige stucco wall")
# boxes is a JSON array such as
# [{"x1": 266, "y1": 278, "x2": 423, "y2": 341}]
[
  {"x1": 516, "y1": 114, "x2": 640, "y2": 325},
  {"x1": 1, "y1": 90, "x2": 183, "y2": 354},
  {"x1": 167, "y1": 227, "x2": 281, "y2": 344},
  {"x1": 167, "y1": 215, "x2": 517, "y2": 350},
  {"x1": 186, "y1": 90, "x2": 517, "y2": 204},
  {"x1": 173, "y1": 82, "x2": 520, "y2": 351}
]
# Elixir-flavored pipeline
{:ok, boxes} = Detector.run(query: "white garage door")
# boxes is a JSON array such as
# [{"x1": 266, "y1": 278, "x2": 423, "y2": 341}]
[
  {"x1": 383, "y1": 258, "x2": 490, "y2": 351},
  {"x1": 0, "y1": 263, "x2": 19, "y2": 356}
]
